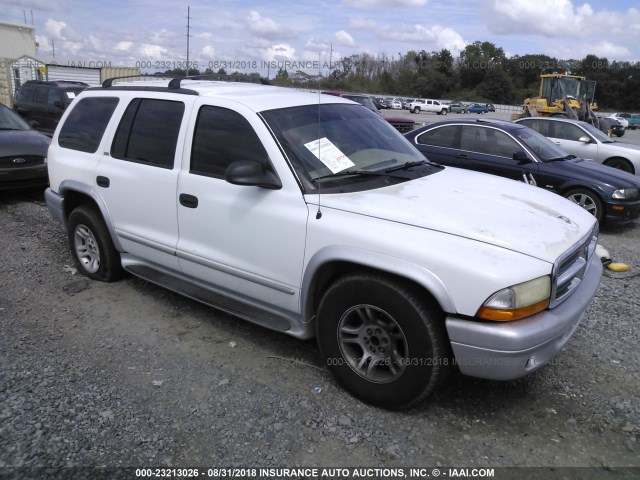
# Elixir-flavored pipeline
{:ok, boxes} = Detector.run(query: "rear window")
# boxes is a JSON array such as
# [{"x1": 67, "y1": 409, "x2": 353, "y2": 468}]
[{"x1": 58, "y1": 97, "x2": 119, "y2": 153}]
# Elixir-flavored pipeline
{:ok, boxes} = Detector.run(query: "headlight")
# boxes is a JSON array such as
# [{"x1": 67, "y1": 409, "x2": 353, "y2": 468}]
[
  {"x1": 612, "y1": 188, "x2": 639, "y2": 200},
  {"x1": 477, "y1": 276, "x2": 551, "y2": 321}
]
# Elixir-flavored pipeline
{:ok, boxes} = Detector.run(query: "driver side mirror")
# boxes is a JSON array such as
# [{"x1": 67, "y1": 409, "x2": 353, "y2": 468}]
[
  {"x1": 513, "y1": 151, "x2": 531, "y2": 162},
  {"x1": 578, "y1": 136, "x2": 591, "y2": 144},
  {"x1": 224, "y1": 160, "x2": 282, "y2": 190}
]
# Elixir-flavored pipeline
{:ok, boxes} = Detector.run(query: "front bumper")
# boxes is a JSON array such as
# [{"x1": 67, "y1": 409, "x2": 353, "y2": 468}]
[
  {"x1": 446, "y1": 255, "x2": 602, "y2": 380},
  {"x1": 0, "y1": 164, "x2": 48, "y2": 190},
  {"x1": 604, "y1": 198, "x2": 640, "y2": 223}
]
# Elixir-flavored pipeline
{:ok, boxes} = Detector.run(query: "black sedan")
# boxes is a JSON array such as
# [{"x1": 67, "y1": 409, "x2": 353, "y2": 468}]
[
  {"x1": 0, "y1": 103, "x2": 51, "y2": 190},
  {"x1": 404, "y1": 119, "x2": 640, "y2": 224}
]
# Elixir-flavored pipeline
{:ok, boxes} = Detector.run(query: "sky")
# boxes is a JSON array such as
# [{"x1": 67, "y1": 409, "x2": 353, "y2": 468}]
[{"x1": 1, "y1": 0, "x2": 639, "y2": 76}]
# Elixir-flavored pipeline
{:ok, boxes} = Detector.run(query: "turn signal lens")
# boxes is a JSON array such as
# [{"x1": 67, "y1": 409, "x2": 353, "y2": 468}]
[{"x1": 477, "y1": 276, "x2": 551, "y2": 322}]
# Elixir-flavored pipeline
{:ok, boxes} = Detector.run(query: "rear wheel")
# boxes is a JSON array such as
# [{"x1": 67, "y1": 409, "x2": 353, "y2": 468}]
[
  {"x1": 316, "y1": 273, "x2": 451, "y2": 409},
  {"x1": 67, "y1": 205, "x2": 123, "y2": 282},
  {"x1": 564, "y1": 188, "x2": 604, "y2": 224},
  {"x1": 604, "y1": 157, "x2": 635, "y2": 175}
]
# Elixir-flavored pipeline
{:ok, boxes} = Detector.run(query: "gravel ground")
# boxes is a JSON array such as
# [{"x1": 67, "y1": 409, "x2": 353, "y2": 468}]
[{"x1": 1, "y1": 151, "x2": 639, "y2": 479}]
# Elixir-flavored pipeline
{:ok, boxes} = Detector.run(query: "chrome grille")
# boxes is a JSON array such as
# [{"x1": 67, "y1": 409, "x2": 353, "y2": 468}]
[
  {"x1": 0, "y1": 155, "x2": 45, "y2": 167},
  {"x1": 550, "y1": 224, "x2": 598, "y2": 308}
]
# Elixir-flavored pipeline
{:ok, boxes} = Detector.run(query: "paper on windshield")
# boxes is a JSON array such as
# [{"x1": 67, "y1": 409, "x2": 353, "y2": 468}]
[
  {"x1": 304, "y1": 137, "x2": 355, "y2": 174},
  {"x1": 66, "y1": 92, "x2": 76, "y2": 99}
]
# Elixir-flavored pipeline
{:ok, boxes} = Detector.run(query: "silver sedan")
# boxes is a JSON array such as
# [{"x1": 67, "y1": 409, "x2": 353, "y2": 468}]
[{"x1": 515, "y1": 117, "x2": 640, "y2": 176}]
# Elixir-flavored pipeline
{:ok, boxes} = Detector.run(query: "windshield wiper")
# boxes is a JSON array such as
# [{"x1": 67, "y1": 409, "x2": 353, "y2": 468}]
[
  {"x1": 312, "y1": 169, "x2": 403, "y2": 182},
  {"x1": 385, "y1": 160, "x2": 428, "y2": 173},
  {"x1": 545, "y1": 155, "x2": 574, "y2": 162}
]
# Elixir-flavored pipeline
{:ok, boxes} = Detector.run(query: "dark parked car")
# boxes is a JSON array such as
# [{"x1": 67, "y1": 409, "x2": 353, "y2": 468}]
[
  {"x1": 0, "y1": 103, "x2": 51, "y2": 190},
  {"x1": 372, "y1": 98, "x2": 389, "y2": 110},
  {"x1": 597, "y1": 117, "x2": 625, "y2": 137},
  {"x1": 13, "y1": 80, "x2": 89, "y2": 135},
  {"x1": 468, "y1": 104, "x2": 489, "y2": 114},
  {"x1": 485, "y1": 104, "x2": 496, "y2": 112},
  {"x1": 404, "y1": 119, "x2": 640, "y2": 224}
]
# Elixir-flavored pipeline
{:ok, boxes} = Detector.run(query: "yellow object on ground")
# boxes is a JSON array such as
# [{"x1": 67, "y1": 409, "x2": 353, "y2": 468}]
[{"x1": 607, "y1": 263, "x2": 629, "y2": 272}]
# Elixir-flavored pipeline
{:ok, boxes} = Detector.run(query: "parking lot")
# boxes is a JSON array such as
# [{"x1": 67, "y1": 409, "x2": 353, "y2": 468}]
[{"x1": 1, "y1": 112, "x2": 639, "y2": 477}]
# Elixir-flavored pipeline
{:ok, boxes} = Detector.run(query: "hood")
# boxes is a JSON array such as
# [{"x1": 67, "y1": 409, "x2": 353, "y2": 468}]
[
  {"x1": 0, "y1": 130, "x2": 51, "y2": 157},
  {"x1": 308, "y1": 167, "x2": 596, "y2": 263},
  {"x1": 562, "y1": 158, "x2": 640, "y2": 188}
]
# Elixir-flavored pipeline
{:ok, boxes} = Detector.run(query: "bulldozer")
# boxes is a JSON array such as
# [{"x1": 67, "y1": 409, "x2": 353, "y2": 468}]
[{"x1": 512, "y1": 74, "x2": 599, "y2": 127}]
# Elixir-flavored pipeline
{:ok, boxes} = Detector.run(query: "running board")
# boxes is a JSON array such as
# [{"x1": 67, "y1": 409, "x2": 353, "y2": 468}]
[{"x1": 122, "y1": 259, "x2": 293, "y2": 333}]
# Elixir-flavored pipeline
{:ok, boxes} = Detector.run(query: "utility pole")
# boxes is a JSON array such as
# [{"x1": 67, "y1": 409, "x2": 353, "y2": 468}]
[{"x1": 186, "y1": 6, "x2": 192, "y2": 75}]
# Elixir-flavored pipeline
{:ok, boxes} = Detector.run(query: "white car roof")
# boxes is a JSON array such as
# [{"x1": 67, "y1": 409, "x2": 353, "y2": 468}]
[{"x1": 93, "y1": 79, "x2": 354, "y2": 112}]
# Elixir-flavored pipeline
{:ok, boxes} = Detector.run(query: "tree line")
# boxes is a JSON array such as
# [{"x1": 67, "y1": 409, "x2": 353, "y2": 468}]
[{"x1": 160, "y1": 41, "x2": 640, "y2": 111}]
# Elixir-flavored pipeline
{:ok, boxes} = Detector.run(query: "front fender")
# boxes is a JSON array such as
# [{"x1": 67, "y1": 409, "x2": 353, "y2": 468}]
[{"x1": 301, "y1": 245, "x2": 456, "y2": 325}]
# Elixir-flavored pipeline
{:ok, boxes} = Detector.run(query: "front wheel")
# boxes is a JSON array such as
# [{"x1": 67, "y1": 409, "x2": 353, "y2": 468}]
[
  {"x1": 316, "y1": 273, "x2": 451, "y2": 410},
  {"x1": 440, "y1": 109, "x2": 448, "y2": 115},
  {"x1": 67, "y1": 205, "x2": 123, "y2": 282},
  {"x1": 411, "y1": 107, "x2": 420, "y2": 114},
  {"x1": 564, "y1": 188, "x2": 604, "y2": 224},
  {"x1": 604, "y1": 157, "x2": 634, "y2": 174}
]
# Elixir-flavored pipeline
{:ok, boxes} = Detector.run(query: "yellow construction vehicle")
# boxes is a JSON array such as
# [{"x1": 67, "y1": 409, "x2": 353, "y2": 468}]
[{"x1": 513, "y1": 74, "x2": 599, "y2": 125}]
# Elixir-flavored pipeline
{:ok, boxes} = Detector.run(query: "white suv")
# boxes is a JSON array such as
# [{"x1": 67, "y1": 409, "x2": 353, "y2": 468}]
[
  {"x1": 408, "y1": 99, "x2": 450, "y2": 115},
  {"x1": 45, "y1": 78, "x2": 601, "y2": 409}
]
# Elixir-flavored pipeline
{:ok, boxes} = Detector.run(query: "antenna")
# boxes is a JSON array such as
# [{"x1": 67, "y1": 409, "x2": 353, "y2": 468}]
[
  {"x1": 186, "y1": 6, "x2": 192, "y2": 75},
  {"x1": 316, "y1": 52, "x2": 323, "y2": 220}
]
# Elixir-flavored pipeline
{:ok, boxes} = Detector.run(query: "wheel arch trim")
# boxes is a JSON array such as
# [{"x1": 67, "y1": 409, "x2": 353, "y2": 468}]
[
  {"x1": 301, "y1": 245, "x2": 456, "y2": 325},
  {"x1": 57, "y1": 180, "x2": 124, "y2": 252}
]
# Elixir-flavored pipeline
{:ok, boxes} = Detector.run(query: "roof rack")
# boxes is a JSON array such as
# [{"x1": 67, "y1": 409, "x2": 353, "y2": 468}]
[
  {"x1": 101, "y1": 73, "x2": 271, "y2": 90},
  {"x1": 167, "y1": 74, "x2": 270, "y2": 89}
]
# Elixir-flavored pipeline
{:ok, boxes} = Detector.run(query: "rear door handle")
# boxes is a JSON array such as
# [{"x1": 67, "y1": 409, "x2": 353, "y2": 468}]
[
  {"x1": 457, "y1": 154, "x2": 468, "y2": 159},
  {"x1": 179, "y1": 193, "x2": 198, "y2": 208},
  {"x1": 96, "y1": 176, "x2": 110, "y2": 188}
]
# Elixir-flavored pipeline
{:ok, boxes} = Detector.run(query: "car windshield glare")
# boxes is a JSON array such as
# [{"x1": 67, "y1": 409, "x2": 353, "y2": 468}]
[
  {"x1": 0, "y1": 107, "x2": 31, "y2": 131},
  {"x1": 261, "y1": 104, "x2": 426, "y2": 189},
  {"x1": 513, "y1": 127, "x2": 569, "y2": 161},
  {"x1": 580, "y1": 121, "x2": 615, "y2": 143}
]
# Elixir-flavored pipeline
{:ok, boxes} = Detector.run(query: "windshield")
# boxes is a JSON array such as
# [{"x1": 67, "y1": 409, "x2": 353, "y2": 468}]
[
  {"x1": 542, "y1": 76, "x2": 596, "y2": 103},
  {"x1": 579, "y1": 121, "x2": 615, "y2": 143},
  {"x1": 512, "y1": 127, "x2": 570, "y2": 161},
  {"x1": 0, "y1": 105, "x2": 31, "y2": 131},
  {"x1": 261, "y1": 103, "x2": 432, "y2": 193}
]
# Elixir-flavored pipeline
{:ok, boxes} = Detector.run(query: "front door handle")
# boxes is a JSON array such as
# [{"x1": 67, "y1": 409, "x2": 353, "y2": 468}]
[
  {"x1": 457, "y1": 154, "x2": 468, "y2": 159},
  {"x1": 179, "y1": 193, "x2": 198, "y2": 208}
]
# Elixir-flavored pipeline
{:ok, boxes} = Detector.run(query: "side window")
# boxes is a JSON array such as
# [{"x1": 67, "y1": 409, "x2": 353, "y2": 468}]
[
  {"x1": 58, "y1": 97, "x2": 120, "y2": 153},
  {"x1": 460, "y1": 126, "x2": 519, "y2": 157},
  {"x1": 34, "y1": 87, "x2": 49, "y2": 104},
  {"x1": 47, "y1": 89, "x2": 62, "y2": 106},
  {"x1": 488, "y1": 130, "x2": 521, "y2": 158},
  {"x1": 416, "y1": 125, "x2": 459, "y2": 148},
  {"x1": 554, "y1": 122, "x2": 585, "y2": 141},
  {"x1": 521, "y1": 119, "x2": 551, "y2": 137},
  {"x1": 111, "y1": 98, "x2": 184, "y2": 169},
  {"x1": 17, "y1": 84, "x2": 36, "y2": 102},
  {"x1": 190, "y1": 105, "x2": 269, "y2": 179}
]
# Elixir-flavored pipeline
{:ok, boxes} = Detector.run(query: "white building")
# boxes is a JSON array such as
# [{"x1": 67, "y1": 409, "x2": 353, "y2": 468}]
[{"x1": 0, "y1": 21, "x2": 45, "y2": 106}]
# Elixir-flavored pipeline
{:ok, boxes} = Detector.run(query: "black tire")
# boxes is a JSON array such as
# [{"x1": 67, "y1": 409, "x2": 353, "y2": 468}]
[
  {"x1": 67, "y1": 205, "x2": 123, "y2": 282},
  {"x1": 564, "y1": 188, "x2": 604, "y2": 224},
  {"x1": 316, "y1": 273, "x2": 451, "y2": 410},
  {"x1": 441, "y1": 109, "x2": 448, "y2": 115},
  {"x1": 604, "y1": 157, "x2": 635, "y2": 175},
  {"x1": 412, "y1": 107, "x2": 420, "y2": 114}
]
